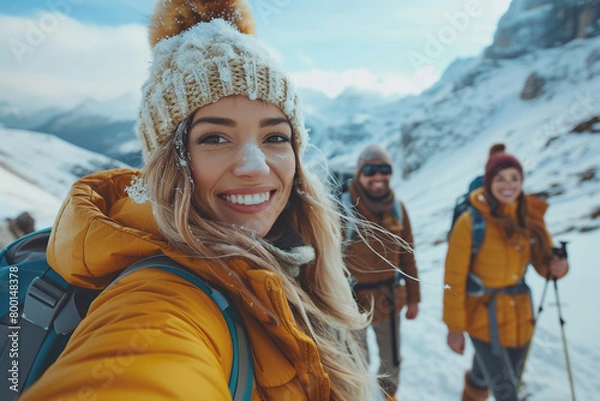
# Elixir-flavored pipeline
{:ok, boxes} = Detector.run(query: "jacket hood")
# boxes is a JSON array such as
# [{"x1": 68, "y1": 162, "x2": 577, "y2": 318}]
[{"x1": 48, "y1": 168, "x2": 168, "y2": 288}]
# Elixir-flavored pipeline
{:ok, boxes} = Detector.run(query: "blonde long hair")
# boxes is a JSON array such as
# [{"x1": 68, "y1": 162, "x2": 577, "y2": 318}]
[{"x1": 142, "y1": 113, "x2": 374, "y2": 400}]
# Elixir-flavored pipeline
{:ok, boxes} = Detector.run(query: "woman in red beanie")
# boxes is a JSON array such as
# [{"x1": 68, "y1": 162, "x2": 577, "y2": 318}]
[{"x1": 443, "y1": 144, "x2": 568, "y2": 401}]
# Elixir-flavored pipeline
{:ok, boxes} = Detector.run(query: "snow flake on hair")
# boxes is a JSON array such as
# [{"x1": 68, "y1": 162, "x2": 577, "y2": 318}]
[
  {"x1": 173, "y1": 120, "x2": 190, "y2": 168},
  {"x1": 125, "y1": 175, "x2": 150, "y2": 204}
]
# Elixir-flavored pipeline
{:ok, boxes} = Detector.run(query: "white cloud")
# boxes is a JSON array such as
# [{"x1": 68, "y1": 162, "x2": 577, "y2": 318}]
[
  {"x1": 290, "y1": 67, "x2": 440, "y2": 99},
  {"x1": 0, "y1": 12, "x2": 439, "y2": 108},
  {"x1": 295, "y1": 50, "x2": 317, "y2": 69},
  {"x1": 0, "y1": 13, "x2": 149, "y2": 110}
]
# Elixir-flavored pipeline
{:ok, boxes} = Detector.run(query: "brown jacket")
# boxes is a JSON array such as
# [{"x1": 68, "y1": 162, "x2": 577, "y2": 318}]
[{"x1": 343, "y1": 185, "x2": 420, "y2": 324}]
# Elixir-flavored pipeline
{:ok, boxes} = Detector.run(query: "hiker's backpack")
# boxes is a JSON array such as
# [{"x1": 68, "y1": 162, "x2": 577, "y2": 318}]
[
  {"x1": 0, "y1": 228, "x2": 253, "y2": 401},
  {"x1": 447, "y1": 175, "x2": 487, "y2": 281},
  {"x1": 330, "y1": 169, "x2": 354, "y2": 200},
  {"x1": 340, "y1": 190, "x2": 403, "y2": 241},
  {"x1": 448, "y1": 175, "x2": 484, "y2": 235}
]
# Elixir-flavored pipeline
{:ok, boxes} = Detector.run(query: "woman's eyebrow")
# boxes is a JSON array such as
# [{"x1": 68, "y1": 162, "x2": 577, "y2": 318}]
[
  {"x1": 190, "y1": 117, "x2": 236, "y2": 129},
  {"x1": 259, "y1": 117, "x2": 289, "y2": 128}
]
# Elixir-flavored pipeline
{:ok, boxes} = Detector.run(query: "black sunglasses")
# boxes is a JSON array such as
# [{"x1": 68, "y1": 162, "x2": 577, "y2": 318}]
[{"x1": 361, "y1": 164, "x2": 392, "y2": 177}]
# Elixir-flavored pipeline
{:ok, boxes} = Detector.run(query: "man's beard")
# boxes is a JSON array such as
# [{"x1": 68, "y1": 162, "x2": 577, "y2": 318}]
[{"x1": 364, "y1": 187, "x2": 391, "y2": 200}]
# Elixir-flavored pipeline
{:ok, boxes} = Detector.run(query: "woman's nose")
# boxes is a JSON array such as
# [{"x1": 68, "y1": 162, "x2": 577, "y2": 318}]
[{"x1": 232, "y1": 142, "x2": 269, "y2": 178}]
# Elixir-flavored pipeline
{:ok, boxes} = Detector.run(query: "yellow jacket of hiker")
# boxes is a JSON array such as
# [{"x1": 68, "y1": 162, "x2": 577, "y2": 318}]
[
  {"x1": 20, "y1": 169, "x2": 332, "y2": 401},
  {"x1": 443, "y1": 188, "x2": 562, "y2": 348}
]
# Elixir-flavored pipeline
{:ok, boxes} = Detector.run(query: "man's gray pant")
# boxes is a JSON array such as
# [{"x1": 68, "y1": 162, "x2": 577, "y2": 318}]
[{"x1": 357, "y1": 319, "x2": 401, "y2": 398}]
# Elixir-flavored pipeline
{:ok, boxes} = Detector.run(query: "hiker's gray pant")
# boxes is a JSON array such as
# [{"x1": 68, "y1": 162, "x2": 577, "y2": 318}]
[
  {"x1": 468, "y1": 336, "x2": 529, "y2": 401},
  {"x1": 357, "y1": 318, "x2": 401, "y2": 397}
]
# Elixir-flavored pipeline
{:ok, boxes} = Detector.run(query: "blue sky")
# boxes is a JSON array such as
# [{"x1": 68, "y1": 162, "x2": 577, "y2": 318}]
[{"x1": 0, "y1": 0, "x2": 511, "y2": 109}]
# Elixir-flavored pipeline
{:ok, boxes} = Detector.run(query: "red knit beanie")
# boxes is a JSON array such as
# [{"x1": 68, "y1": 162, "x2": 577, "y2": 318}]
[{"x1": 484, "y1": 143, "x2": 523, "y2": 191}]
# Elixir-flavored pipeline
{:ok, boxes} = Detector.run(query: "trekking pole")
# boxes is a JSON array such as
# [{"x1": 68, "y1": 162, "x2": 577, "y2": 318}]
[
  {"x1": 553, "y1": 277, "x2": 576, "y2": 401},
  {"x1": 551, "y1": 241, "x2": 576, "y2": 401},
  {"x1": 518, "y1": 271, "x2": 551, "y2": 386}
]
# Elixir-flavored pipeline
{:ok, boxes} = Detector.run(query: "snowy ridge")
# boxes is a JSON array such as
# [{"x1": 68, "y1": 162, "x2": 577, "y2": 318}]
[
  {"x1": 0, "y1": 166, "x2": 61, "y2": 229},
  {"x1": 0, "y1": 127, "x2": 128, "y2": 226}
]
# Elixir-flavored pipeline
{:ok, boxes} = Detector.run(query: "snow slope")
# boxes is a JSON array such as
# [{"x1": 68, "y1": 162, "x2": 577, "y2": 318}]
[
  {"x1": 0, "y1": 166, "x2": 61, "y2": 228},
  {"x1": 0, "y1": 127, "x2": 128, "y2": 226}
]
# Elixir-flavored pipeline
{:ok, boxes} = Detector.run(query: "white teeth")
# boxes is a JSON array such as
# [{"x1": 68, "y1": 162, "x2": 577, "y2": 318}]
[{"x1": 223, "y1": 192, "x2": 271, "y2": 205}]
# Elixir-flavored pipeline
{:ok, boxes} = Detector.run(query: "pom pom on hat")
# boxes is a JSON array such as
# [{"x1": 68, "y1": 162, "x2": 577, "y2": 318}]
[
  {"x1": 137, "y1": 0, "x2": 307, "y2": 161},
  {"x1": 489, "y1": 143, "x2": 506, "y2": 155},
  {"x1": 484, "y1": 143, "x2": 523, "y2": 191},
  {"x1": 148, "y1": 0, "x2": 256, "y2": 46}
]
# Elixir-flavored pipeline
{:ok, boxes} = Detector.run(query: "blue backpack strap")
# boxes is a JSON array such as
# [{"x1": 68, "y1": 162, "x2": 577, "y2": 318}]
[
  {"x1": 116, "y1": 255, "x2": 254, "y2": 401},
  {"x1": 468, "y1": 205, "x2": 485, "y2": 267},
  {"x1": 0, "y1": 275, "x2": 70, "y2": 401},
  {"x1": 464, "y1": 206, "x2": 486, "y2": 295},
  {"x1": 0, "y1": 229, "x2": 72, "y2": 401},
  {"x1": 392, "y1": 201, "x2": 404, "y2": 226},
  {"x1": 341, "y1": 191, "x2": 358, "y2": 240}
]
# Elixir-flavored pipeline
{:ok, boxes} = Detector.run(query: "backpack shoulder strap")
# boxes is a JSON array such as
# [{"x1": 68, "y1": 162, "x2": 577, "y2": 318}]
[
  {"x1": 117, "y1": 256, "x2": 254, "y2": 401},
  {"x1": 340, "y1": 191, "x2": 358, "y2": 241},
  {"x1": 392, "y1": 201, "x2": 404, "y2": 226},
  {"x1": 468, "y1": 205, "x2": 486, "y2": 268},
  {"x1": 340, "y1": 191, "x2": 353, "y2": 211}
]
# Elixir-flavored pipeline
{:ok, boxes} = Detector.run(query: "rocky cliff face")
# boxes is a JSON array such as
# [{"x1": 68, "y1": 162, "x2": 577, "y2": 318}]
[{"x1": 485, "y1": 0, "x2": 600, "y2": 59}]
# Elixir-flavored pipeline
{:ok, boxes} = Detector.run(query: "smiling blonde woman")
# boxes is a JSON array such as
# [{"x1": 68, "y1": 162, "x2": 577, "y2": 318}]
[{"x1": 19, "y1": 1, "x2": 376, "y2": 400}]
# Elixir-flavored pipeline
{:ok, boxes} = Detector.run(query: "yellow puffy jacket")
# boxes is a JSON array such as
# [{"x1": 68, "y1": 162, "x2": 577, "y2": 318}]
[
  {"x1": 443, "y1": 188, "x2": 561, "y2": 348},
  {"x1": 20, "y1": 169, "x2": 331, "y2": 401}
]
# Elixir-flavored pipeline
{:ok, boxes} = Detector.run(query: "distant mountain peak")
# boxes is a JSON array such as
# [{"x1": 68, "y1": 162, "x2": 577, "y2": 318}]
[
  {"x1": 72, "y1": 92, "x2": 139, "y2": 122},
  {"x1": 485, "y1": 0, "x2": 600, "y2": 59}
]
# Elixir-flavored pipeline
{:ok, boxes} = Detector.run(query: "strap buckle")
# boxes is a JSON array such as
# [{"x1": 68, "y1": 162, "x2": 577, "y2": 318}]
[{"x1": 22, "y1": 277, "x2": 68, "y2": 330}]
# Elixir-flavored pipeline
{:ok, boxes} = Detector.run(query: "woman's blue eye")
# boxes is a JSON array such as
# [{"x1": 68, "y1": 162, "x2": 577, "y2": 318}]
[{"x1": 198, "y1": 134, "x2": 227, "y2": 145}]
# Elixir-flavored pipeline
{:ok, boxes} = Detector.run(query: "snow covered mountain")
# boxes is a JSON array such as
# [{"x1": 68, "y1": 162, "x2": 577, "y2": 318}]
[
  {"x1": 32, "y1": 93, "x2": 142, "y2": 167},
  {"x1": 0, "y1": 94, "x2": 142, "y2": 167},
  {"x1": 0, "y1": 127, "x2": 128, "y2": 227},
  {"x1": 0, "y1": 101, "x2": 64, "y2": 131},
  {"x1": 486, "y1": 0, "x2": 600, "y2": 59}
]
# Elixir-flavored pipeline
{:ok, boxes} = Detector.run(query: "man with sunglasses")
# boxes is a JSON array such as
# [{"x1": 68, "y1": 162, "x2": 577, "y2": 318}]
[{"x1": 343, "y1": 144, "x2": 420, "y2": 401}]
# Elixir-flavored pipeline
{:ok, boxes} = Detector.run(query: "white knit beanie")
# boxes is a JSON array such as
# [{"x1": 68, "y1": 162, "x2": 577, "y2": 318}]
[{"x1": 136, "y1": 0, "x2": 308, "y2": 161}]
